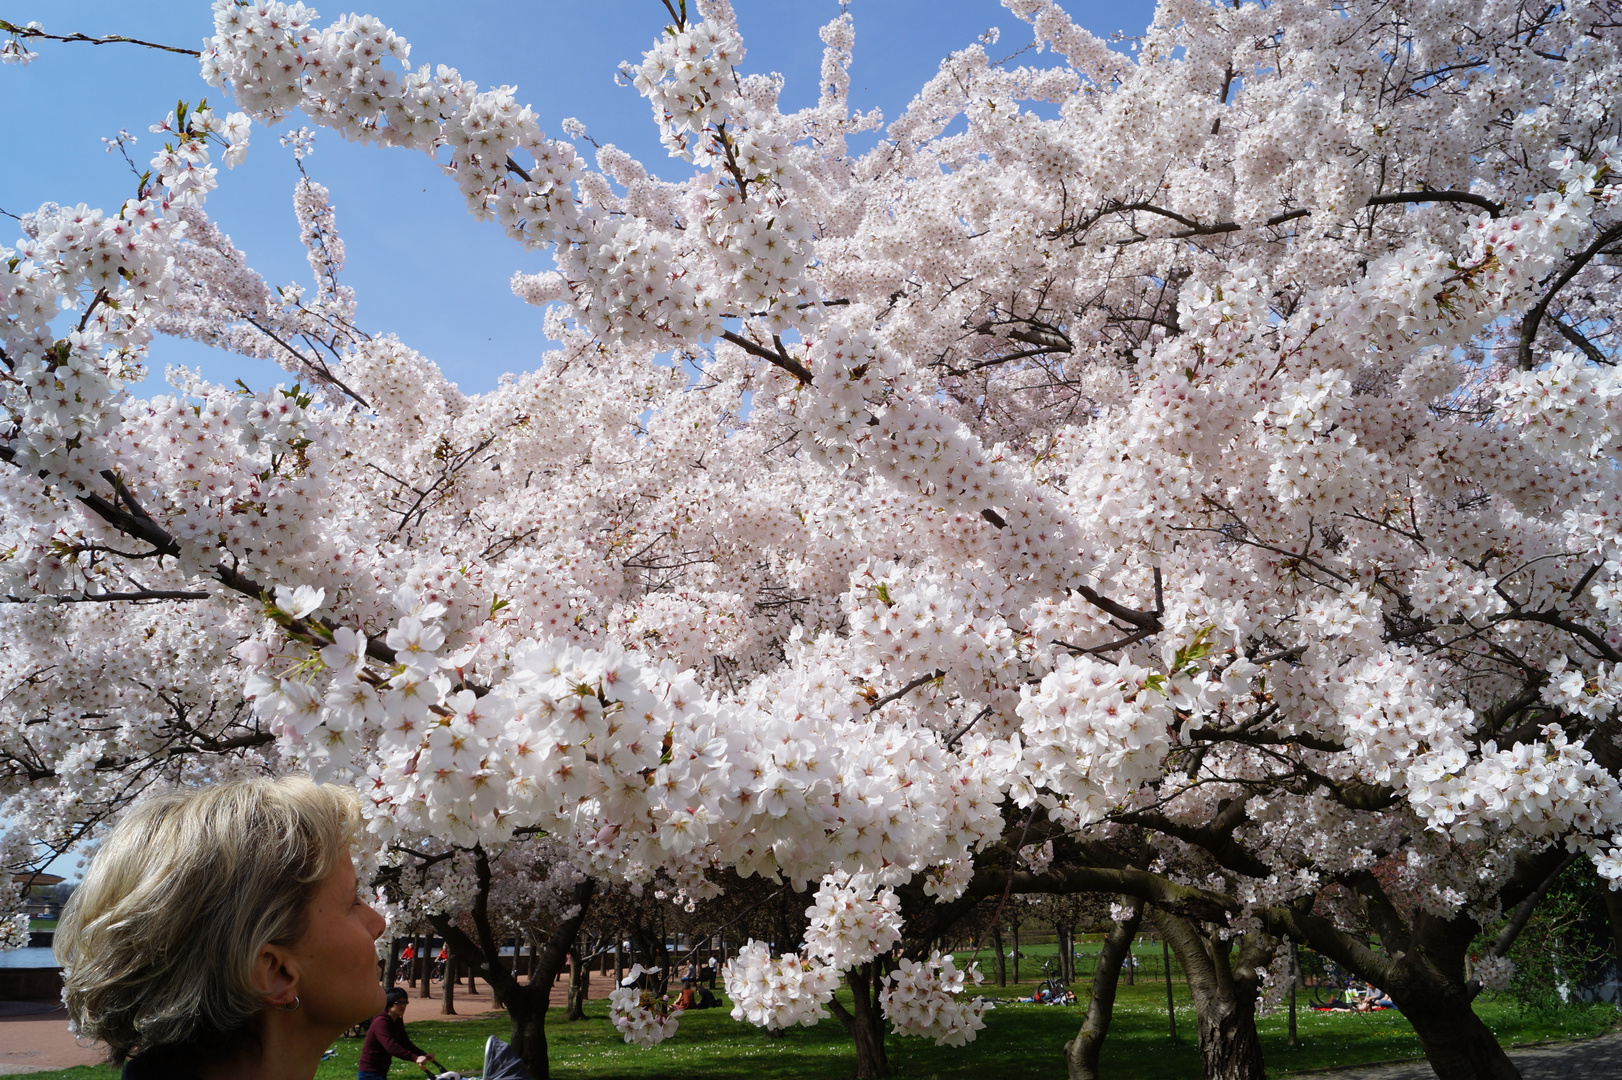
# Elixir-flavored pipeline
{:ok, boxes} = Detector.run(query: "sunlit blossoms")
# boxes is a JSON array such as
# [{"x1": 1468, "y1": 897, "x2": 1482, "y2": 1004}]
[
  {"x1": 879, "y1": 952, "x2": 992, "y2": 1047},
  {"x1": 609, "y1": 982, "x2": 682, "y2": 1046},
  {"x1": 721, "y1": 941, "x2": 840, "y2": 1031},
  {"x1": 6, "y1": 1, "x2": 1622, "y2": 1076}
]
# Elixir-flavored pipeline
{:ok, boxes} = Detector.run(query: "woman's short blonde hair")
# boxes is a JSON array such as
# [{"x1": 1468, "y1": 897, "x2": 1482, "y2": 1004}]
[{"x1": 54, "y1": 776, "x2": 363, "y2": 1062}]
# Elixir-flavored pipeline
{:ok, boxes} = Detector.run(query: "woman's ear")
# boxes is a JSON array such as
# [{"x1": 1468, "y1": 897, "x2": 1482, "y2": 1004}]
[{"x1": 252, "y1": 942, "x2": 299, "y2": 1008}]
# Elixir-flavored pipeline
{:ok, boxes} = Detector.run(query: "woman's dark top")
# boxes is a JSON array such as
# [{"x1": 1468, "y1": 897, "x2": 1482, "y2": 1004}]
[
  {"x1": 358, "y1": 1012, "x2": 428, "y2": 1074},
  {"x1": 120, "y1": 1053, "x2": 200, "y2": 1080}
]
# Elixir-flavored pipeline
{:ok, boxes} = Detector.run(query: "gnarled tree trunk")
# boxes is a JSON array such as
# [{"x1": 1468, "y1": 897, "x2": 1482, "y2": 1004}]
[
  {"x1": 1152, "y1": 910, "x2": 1270, "y2": 1080},
  {"x1": 830, "y1": 961, "x2": 890, "y2": 1078},
  {"x1": 1065, "y1": 899, "x2": 1143, "y2": 1080}
]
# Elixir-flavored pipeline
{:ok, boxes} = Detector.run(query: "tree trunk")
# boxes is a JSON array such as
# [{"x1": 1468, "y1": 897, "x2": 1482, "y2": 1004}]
[
  {"x1": 505, "y1": 985, "x2": 552, "y2": 1080},
  {"x1": 1265, "y1": 861, "x2": 1565, "y2": 1080},
  {"x1": 429, "y1": 871, "x2": 596, "y2": 1080},
  {"x1": 1012, "y1": 922, "x2": 1021, "y2": 984},
  {"x1": 1397, "y1": 988, "x2": 1521, "y2": 1080},
  {"x1": 441, "y1": 945, "x2": 457, "y2": 1016},
  {"x1": 384, "y1": 937, "x2": 401, "y2": 986},
  {"x1": 1287, "y1": 942, "x2": 1298, "y2": 1048},
  {"x1": 418, "y1": 935, "x2": 431, "y2": 998},
  {"x1": 1065, "y1": 899, "x2": 1142, "y2": 1080},
  {"x1": 1152, "y1": 910, "x2": 1270, "y2": 1080},
  {"x1": 992, "y1": 925, "x2": 1006, "y2": 987},
  {"x1": 566, "y1": 940, "x2": 588, "y2": 1021},
  {"x1": 1163, "y1": 935, "x2": 1177, "y2": 1040},
  {"x1": 830, "y1": 962, "x2": 890, "y2": 1078}
]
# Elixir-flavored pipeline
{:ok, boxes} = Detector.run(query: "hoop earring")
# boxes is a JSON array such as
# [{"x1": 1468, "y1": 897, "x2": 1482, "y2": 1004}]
[{"x1": 283, "y1": 996, "x2": 301, "y2": 1012}]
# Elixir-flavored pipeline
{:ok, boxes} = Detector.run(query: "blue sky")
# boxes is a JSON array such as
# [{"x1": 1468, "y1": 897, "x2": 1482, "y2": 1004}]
[{"x1": 2, "y1": 0, "x2": 1157, "y2": 879}]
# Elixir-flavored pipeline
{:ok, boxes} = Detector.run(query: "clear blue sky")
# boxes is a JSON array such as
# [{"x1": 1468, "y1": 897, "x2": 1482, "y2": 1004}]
[{"x1": 2, "y1": 0, "x2": 1157, "y2": 880}]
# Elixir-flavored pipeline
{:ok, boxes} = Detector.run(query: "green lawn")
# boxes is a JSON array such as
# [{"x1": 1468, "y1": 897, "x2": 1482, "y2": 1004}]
[{"x1": 26, "y1": 983, "x2": 1616, "y2": 1080}]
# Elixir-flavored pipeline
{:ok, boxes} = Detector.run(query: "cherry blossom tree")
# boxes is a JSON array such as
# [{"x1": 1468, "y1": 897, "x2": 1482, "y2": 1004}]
[{"x1": 5, "y1": 1, "x2": 1622, "y2": 1078}]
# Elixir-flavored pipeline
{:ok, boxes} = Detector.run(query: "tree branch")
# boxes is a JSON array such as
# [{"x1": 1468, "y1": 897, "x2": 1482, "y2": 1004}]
[
  {"x1": 1518, "y1": 220, "x2": 1622, "y2": 369},
  {"x1": 719, "y1": 330, "x2": 813, "y2": 385},
  {"x1": 0, "y1": 20, "x2": 200, "y2": 57}
]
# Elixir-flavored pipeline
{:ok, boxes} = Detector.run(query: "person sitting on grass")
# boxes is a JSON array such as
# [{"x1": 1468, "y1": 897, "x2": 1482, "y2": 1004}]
[
  {"x1": 54, "y1": 776, "x2": 390, "y2": 1080},
  {"x1": 359, "y1": 987, "x2": 432, "y2": 1080},
  {"x1": 1354, "y1": 983, "x2": 1395, "y2": 1012},
  {"x1": 675, "y1": 978, "x2": 698, "y2": 1011}
]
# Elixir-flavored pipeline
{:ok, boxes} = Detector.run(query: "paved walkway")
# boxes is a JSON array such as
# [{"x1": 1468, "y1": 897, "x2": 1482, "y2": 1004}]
[
  {"x1": 0, "y1": 971, "x2": 589, "y2": 1075},
  {"x1": 1296, "y1": 1031, "x2": 1622, "y2": 1080}
]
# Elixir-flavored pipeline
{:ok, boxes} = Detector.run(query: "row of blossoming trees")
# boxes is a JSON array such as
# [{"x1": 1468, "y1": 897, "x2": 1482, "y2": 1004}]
[{"x1": 4, "y1": 0, "x2": 1622, "y2": 1077}]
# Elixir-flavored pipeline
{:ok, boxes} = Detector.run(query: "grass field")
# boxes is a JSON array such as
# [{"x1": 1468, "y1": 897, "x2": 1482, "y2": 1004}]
[{"x1": 23, "y1": 978, "x2": 1617, "y2": 1080}]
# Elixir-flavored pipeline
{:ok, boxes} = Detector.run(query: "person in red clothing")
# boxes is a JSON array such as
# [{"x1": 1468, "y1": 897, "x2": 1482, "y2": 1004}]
[{"x1": 358, "y1": 987, "x2": 431, "y2": 1080}]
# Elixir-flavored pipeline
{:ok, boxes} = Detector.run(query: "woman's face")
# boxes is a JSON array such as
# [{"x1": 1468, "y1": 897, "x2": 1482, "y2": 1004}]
[{"x1": 286, "y1": 856, "x2": 387, "y2": 1031}]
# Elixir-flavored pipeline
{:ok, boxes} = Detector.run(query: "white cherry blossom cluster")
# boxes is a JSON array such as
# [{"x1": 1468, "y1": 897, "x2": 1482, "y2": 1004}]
[
  {"x1": 722, "y1": 941, "x2": 840, "y2": 1031},
  {"x1": 802, "y1": 871, "x2": 903, "y2": 968},
  {"x1": 1497, "y1": 351, "x2": 1622, "y2": 461},
  {"x1": 608, "y1": 984, "x2": 681, "y2": 1046},
  {"x1": 630, "y1": 20, "x2": 745, "y2": 158},
  {"x1": 1472, "y1": 955, "x2": 1516, "y2": 992},
  {"x1": 0, "y1": 912, "x2": 28, "y2": 952},
  {"x1": 879, "y1": 952, "x2": 991, "y2": 1047}
]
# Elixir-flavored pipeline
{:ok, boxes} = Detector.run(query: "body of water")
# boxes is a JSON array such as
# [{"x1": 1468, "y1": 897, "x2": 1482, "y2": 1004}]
[{"x1": 0, "y1": 947, "x2": 58, "y2": 969}]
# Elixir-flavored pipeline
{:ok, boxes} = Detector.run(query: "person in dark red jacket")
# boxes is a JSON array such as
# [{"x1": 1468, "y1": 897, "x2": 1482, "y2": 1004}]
[{"x1": 358, "y1": 987, "x2": 431, "y2": 1079}]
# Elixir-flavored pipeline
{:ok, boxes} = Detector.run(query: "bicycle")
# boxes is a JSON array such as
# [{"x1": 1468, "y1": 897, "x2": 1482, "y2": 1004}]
[{"x1": 1033, "y1": 960, "x2": 1075, "y2": 1005}]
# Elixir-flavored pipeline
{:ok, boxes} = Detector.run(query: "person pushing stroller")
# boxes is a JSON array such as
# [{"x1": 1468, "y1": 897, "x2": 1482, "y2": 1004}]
[{"x1": 359, "y1": 987, "x2": 435, "y2": 1079}]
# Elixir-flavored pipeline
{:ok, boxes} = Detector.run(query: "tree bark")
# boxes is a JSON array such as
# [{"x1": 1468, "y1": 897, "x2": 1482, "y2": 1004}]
[
  {"x1": 1397, "y1": 981, "x2": 1521, "y2": 1080},
  {"x1": 1152, "y1": 910, "x2": 1270, "y2": 1080},
  {"x1": 830, "y1": 962, "x2": 890, "y2": 1078},
  {"x1": 1257, "y1": 850, "x2": 1577, "y2": 1080},
  {"x1": 992, "y1": 925, "x2": 1006, "y2": 987},
  {"x1": 1163, "y1": 935, "x2": 1177, "y2": 1039},
  {"x1": 384, "y1": 937, "x2": 401, "y2": 986},
  {"x1": 1065, "y1": 899, "x2": 1142, "y2": 1080},
  {"x1": 565, "y1": 939, "x2": 588, "y2": 1021},
  {"x1": 417, "y1": 934, "x2": 431, "y2": 998},
  {"x1": 1287, "y1": 942, "x2": 1298, "y2": 1048}
]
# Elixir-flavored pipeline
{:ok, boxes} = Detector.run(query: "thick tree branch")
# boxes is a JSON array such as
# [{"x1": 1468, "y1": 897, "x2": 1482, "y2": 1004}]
[
  {"x1": 1518, "y1": 220, "x2": 1622, "y2": 369},
  {"x1": 719, "y1": 329, "x2": 813, "y2": 385}
]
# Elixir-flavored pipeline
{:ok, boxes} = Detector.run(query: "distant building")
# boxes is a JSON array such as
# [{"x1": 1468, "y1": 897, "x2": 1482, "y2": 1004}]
[{"x1": 11, "y1": 873, "x2": 65, "y2": 921}]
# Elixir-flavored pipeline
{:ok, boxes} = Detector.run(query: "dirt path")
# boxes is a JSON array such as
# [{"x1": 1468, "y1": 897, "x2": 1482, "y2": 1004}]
[
  {"x1": 1295, "y1": 1031, "x2": 1622, "y2": 1080},
  {"x1": 0, "y1": 971, "x2": 590, "y2": 1074}
]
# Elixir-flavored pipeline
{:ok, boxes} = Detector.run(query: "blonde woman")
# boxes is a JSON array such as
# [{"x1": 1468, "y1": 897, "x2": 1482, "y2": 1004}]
[{"x1": 54, "y1": 777, "x2": 389, "y2": 1080}]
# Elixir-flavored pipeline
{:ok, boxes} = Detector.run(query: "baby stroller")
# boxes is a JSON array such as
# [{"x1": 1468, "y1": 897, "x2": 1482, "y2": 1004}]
[
  {"x1": 479, "y1": 1035, "x2": 532, "y2": 1080},
  {"x1": 414, "y1": 1036, "x2": 529, "y2": 1080}
]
